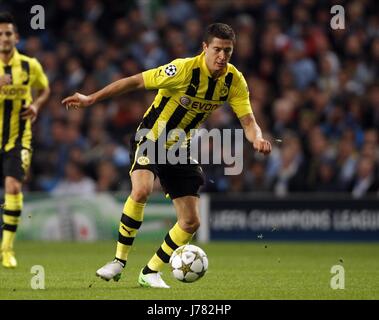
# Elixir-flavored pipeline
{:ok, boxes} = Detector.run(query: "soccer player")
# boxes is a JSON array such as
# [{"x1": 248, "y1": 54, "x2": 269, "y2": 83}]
[
  {"x1": 62, "y1": 23, "x2": 272, "y2": 288},
  {"x1": 0, "y1": 12, "x2": 50, "y2": 268}
]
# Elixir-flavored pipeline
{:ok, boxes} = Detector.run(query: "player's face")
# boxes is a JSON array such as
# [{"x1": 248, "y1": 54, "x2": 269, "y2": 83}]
[
  {"x1": 0, "y1": 23, "x2": 18, "y2": 54},
  {"x1": 203, "y1": 37, "x2": 233, "y2": 74}
]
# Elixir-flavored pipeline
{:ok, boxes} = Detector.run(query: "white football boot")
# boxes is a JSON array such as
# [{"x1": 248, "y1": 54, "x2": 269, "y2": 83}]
[
  {"x1": 138, "y1": 269, "x2": 170, "y2": 288},
  {"x1": 96, "y1": 260, "x2": 123, "y2": 281}
]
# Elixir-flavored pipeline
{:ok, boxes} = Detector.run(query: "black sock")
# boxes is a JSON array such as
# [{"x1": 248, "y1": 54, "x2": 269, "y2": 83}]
[
  {"x1": 142, "y1": 265, "x2": 157, "y2": 275},
  {"x1": 114, "y1": 257, "x2": 126, "y2": 268}
]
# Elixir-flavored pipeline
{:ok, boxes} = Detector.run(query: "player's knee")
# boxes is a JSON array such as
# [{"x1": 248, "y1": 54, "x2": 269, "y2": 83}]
[
  {"x1": 131, "y1": 185, "x2": 152, "y2": 203},
  {"x1": 5, "y1": 178, "x2": 22, "y2": 194},
  {"x1": 6, "y1": 186, "x2": 21, "y2": 194},
  {"x1": 179, "y1": 217, "x2": 200, "y2": 234}
]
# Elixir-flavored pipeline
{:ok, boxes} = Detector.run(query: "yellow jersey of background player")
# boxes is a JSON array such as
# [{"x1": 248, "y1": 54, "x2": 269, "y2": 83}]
[
  {"x1": 0, "y1": 12, "x2": 50, "y2": 269},
  {"x1": 0, "y1": 48, "x2": 48, "y2": 153}
]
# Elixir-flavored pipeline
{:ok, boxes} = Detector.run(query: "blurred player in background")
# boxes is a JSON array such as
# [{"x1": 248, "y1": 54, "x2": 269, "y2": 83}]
[
  {"x1": 63, "y1": 23, "x2": 271, "y2": 288},
  {"x1": 0, "y1": 12, "x2": 50, "y2": 268}
]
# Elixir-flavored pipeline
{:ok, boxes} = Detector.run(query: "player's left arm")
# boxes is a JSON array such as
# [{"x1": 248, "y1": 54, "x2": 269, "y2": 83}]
[
  {"x1": 239, "y1": 112, "x2": 272, "y2": 155},
  {"x1": 21, "y1": 87, "x2": 50, "y2": 122},
  {"x1": 229, "y1": 72, "x2": 271, "y2": 155},
  {"x1": 20, "y1": 59, "x2": 50, "y2": 123}
]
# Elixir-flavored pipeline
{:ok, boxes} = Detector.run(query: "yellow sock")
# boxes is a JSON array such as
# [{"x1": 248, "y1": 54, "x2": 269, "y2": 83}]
[
  {"x1": 115, "y1": 196, "x2": 145, "y2": 263},
  {"x1": 1, "y1": 193, "x2": 23, "y2": 251},
  {"x1": 147, "y1": 223, "x2": 193, "y2": 272}
]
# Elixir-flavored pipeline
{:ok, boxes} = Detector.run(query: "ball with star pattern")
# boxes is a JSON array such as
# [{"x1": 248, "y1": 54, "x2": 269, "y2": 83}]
[{"x1": 169, "y1": 244, "x2": 208, "y2": 283}]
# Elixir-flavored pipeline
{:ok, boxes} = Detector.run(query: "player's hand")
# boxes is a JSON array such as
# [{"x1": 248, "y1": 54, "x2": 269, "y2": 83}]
[
  {"x1": 0, "y1": 74, "x2": 11, "y2": 87},
  {"x1": 253, "y1": 138, "x2": 272, "y2": 155},
  {"x1": 61, "y1": 92, "x2": 93, "y2": 110},
  {"x1": 20, "y1": 104, "x2": 38, "y2": 123}
]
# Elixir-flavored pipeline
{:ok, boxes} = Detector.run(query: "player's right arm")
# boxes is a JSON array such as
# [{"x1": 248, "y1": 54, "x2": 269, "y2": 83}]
[{"x1": 61, "y1": 73, "x2": 145, "y2": 109}]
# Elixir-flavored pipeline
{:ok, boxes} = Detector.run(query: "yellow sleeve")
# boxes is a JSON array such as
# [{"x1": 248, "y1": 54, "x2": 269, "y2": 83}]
[
  {"x1": 228, "y1": 73, "x2": 252, "y2": 118},
  {"x1": 142, "y1": 59, "x2": 187, "y2": 90},
  {"x1": 31, "y1": 58, "x2": 49, "y2": 89}
]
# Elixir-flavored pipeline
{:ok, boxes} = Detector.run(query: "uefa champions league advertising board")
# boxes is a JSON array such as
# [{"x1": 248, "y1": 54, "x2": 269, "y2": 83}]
[{"x1": 208, "y1": 195, "x2": 379, "y2": 241}]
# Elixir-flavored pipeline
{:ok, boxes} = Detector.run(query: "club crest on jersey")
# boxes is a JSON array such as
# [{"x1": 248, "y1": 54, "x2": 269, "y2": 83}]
[
  {"x1": 137, "y1": 156, "x2": 150, "y2": 165},
  {"x1": 220, "y1": 84, "x2": 229, "y2": 97},
  {"x1": 165, "y1": 64, "x2": 177, "y2": 76},
  {"x1": 180, "y1": 96, "x2": 191, "y2": 107},
  {"x1": 20, "y1": 71, "x2": 29, "y2": 83}
]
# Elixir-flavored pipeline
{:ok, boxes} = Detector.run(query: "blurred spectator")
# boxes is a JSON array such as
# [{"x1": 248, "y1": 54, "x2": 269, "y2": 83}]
[
  {"x1": 284, "y1": 42, "x2": 318, "y2": 90},
  {"x1": 243, "y1": 159, "x2": 270, "y2": 192},
  {"x1": 160, "y1": 0, "x2": 196, "y2": 27},
  {"x1": 3, "y1": 0, "x2": 378, "y2": 196},
  {"x1": 272, "y1": 98, "x2": 296, "y2": 137},
  {"x1": 365, "y1": 83, "x2": 379, "y2": 128},
  {"x1": 185, "y1": 19, "x2": 203, "y2": 55},
  {"x1": 130, "y1": 31, "x2": 168, "y2": 70},
  {"x1": 336, "y1": 138, "x2": 358, "y2": 191},
  {"x1": 95, "y1": 160, "x2": 121, "y2": 192},
  {"x1": 312, "y1": 157, "x2": 339, "y2": 192},
  {"x1": 317, "y1": 52, "x2": 340, "y2": 96},
  {"x1": 350, "y1": 157, "x2": 379, "y2": 198},
  {"x1": 65, "y1": 57, "x2": 85, "y2": 90},
  {"x1": 269, "y1": 133, "x2": 306, "y2": 196},
  {"x1": 305, "y1": 126, "x2": 333, "y2": 190},
  {"x1": 51, "y1": 161, "x2": 96, "y2": 196}
]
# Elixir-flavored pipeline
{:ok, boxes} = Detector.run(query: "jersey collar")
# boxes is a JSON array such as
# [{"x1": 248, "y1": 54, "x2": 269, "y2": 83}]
[{"x1": 0, "y1": 48, "x2": 21, "y2": 67}]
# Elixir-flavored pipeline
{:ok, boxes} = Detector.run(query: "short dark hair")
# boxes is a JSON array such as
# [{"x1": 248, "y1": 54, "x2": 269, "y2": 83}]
[
  {"x1": 0, "y1": 12, "x2": 16, "y2": 25},
  {"x1": 204, "y1": 23, "x2": 236, "y2": 44},
  {"x1": 0, "y1": 12, "x2": 17, "y2": 32}
]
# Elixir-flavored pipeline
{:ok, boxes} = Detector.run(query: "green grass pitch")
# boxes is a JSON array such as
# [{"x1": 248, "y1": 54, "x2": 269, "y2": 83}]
[{"x1": 0, "y1": 241, "x2": 378, "y2": 300}]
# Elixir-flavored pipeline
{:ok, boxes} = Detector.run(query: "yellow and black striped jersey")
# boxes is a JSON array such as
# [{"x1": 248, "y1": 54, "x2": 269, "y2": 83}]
[
  {"x1": 141, "y1": 51, "x2": 251, "y2": 146},
  {"x1": 0, "y1": 49, "x2": 49, "y2": 151}
]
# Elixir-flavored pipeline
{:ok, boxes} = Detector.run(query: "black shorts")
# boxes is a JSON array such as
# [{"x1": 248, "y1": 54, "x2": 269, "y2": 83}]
[
  {"x1": 0, "y1": 147, "x2": 32, "y2": 182},
  {"x1": 129, "y1": 138, "x2": 204, "y2": 199}
]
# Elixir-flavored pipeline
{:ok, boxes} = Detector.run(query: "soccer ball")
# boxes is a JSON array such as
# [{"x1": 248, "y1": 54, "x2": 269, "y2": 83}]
[{"x1": 169, "y1": 244, "x2": 208, "y2": 283}]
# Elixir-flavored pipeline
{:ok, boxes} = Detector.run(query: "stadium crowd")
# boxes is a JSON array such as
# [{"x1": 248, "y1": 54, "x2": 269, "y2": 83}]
[{"x1": 1, "y1": 0, "x2": 379, "y2": 197}]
